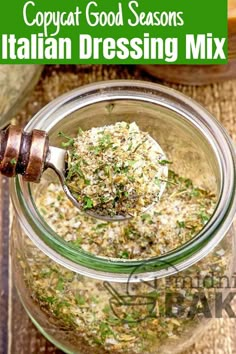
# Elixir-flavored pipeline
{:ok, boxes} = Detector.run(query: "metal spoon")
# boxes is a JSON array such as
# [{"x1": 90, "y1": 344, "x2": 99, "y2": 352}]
[{"x1": 0, "y1": 125, "x2": 168, "y2": 221}]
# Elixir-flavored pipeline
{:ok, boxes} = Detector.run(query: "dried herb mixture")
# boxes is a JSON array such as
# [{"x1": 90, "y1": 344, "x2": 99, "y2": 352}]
[
  {"x1": 24, "y1": 124, "x2": 222, "y2": 354},
  {"x1": 19, "y1": 233, "x2": 231, "y2": 354},
  {"x1": 37, "y1": 170, "x2": 216, "y2": 260},
  {"x1": 60, "y1": 122, "x2": 168, "y2": 218}
]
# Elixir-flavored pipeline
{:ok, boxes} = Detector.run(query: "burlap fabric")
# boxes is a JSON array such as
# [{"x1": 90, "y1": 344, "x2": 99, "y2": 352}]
[{"x1": 11, "y1": 65, "x2": 236, "y2": 353}]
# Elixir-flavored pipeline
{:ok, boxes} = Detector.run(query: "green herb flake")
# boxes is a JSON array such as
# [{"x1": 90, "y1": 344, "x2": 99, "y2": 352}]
[
  {"x1": 119, "y1": 250, "x2": 129, "y2": 259},
  {"x1": 78, "y1": 127, "x2": 84, "y2": 135},
  {"x1": 199, "y1": 210, "x2": 210, "y2": 224},
  {"x1": 56, "y1": 277, "x2": 65, "y2": 291},
  {"x1": 75, "y1": 294, "x2": 86, "y2": 306},
  {"x1": 58, "y1": 131, "x2": 75, "y2": 148},
  {"x1": 141, "y1": 214, "x2": 151, "y2": 222},
  {"x1": 158, "y1": 159, "x2": 173, "y2": 166},
  {"x1": 177, "y1": 221, "x2": 186, "y2": 228},
  {"x1": 83, "y1": 196, "x2": 94, "y2": 210},
  {"x1": 99, "y1": 322, "x2": 115, "y2": 342},
  {"x1": 96, "y1": 223, "x2": 109, "y2": 229}
]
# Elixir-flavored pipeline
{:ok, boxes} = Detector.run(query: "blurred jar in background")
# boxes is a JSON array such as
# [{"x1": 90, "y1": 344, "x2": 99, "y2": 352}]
[
  {"x1": 0, "y1": 65, "x2": 43, "y2": 129},
  {"x1": 139, "y1": 0, "x2": 236, "y2": 85}
]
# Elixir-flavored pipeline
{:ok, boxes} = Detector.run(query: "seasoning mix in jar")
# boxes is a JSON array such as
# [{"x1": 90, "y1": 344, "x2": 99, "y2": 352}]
[{"x1": 10, "y1": 81, "x2": 236, "y2": 354}]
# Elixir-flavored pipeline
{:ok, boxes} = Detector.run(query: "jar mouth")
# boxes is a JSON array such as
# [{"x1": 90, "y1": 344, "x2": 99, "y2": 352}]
[{"x1": 10, "y1": 80, "x2": 236, "y2": 282}]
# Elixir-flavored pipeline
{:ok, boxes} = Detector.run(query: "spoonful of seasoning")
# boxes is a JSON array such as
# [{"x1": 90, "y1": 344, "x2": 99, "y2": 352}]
[{"x1": 0, "y1": 122, "x2": 169, "y2": 221}]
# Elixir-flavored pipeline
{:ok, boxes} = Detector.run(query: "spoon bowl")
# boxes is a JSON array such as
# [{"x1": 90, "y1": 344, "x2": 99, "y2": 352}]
[
  {"x1": 1, "y1": 125, "x2": 168, "y2": 222},
  {"x1": 46, "y1": 133, "x2": 168, "y2": 222}
]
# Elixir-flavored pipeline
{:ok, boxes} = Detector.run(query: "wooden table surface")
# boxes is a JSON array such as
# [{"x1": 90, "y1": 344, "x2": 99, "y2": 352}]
[{"x1": 1, "y1": 65, "x2": 236, "y2": 354}]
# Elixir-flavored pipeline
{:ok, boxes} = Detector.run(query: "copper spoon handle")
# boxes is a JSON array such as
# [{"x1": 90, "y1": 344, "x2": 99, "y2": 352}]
[{"x1": 0, "y1": 125, "x2": 49, "y2": 183}]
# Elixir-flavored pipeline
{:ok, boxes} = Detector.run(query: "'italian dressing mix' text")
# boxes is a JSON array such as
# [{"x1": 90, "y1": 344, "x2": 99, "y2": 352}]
[{"x1": 1, "y1": 1, "x2": 226, "y2": 61}]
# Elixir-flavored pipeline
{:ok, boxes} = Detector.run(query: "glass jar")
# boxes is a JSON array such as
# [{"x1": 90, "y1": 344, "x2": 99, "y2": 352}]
[{"x1": 10, "y1": 81, "x2": 236, "y2": 354}]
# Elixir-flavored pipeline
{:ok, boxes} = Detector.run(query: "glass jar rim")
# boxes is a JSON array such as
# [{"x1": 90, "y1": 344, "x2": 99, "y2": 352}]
[{"x1": 10, "y1": 80, "x2": 236, "y2": 282}]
